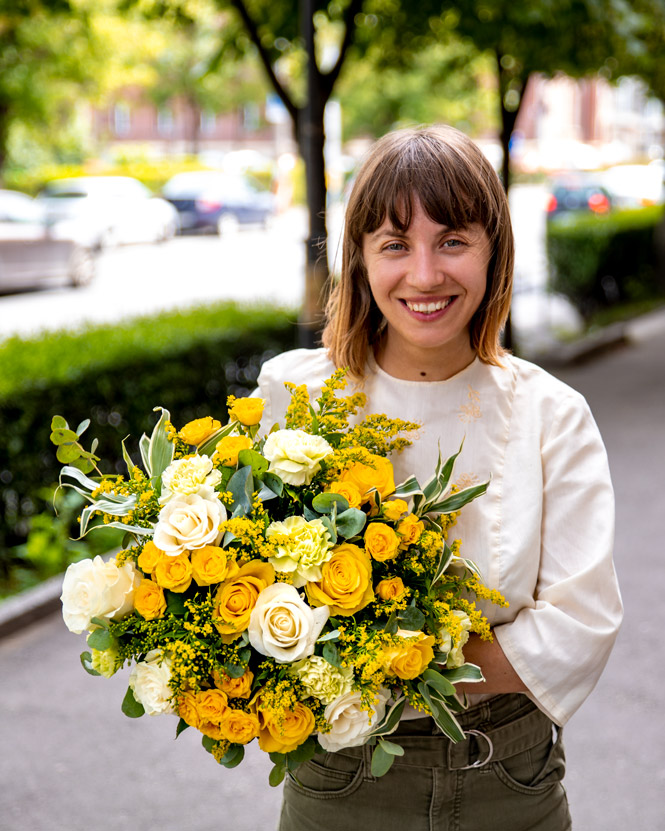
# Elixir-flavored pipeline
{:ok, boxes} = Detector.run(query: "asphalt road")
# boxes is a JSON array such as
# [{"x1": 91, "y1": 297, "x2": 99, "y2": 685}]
[{"x1": 1, "y1": 318, "x2": 664, "y2": 831}]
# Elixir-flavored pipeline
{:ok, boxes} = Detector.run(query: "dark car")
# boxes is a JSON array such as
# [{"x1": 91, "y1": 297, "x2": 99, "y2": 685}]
[
  {"x1": 545, "y1": 175, "x2": 612, "y2": 220},
  {"x1": 161, "y1": 172, "x2": 275, "y2": 235},
  {"x1": 0, "y1": 189, "x2": 96, "y2": 293}
]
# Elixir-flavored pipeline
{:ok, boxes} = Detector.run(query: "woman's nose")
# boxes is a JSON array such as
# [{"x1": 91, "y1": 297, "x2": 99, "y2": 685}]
[{"x1": 405, "y1": 248, "x2": 442, "y2": 290}]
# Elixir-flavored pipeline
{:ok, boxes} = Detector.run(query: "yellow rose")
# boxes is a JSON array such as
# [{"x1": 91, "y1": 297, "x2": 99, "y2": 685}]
[
  {"x1": 382, "y1": 499, "x2": 409, "y2": 521},
  {"x1": 229, "y1": 397, "x2": 264, "y2": 426},
  {"x1": 176, "y1": 690, "x2": 201, "y2": 729},
  {"x1": 191, "y1": 545, "x2": 239, "y2": 587},
  {"x1": 153, "y1": 551, "x2": 193, "y2": 593},
  {"x1": 212, "y1": 667, "x2": 254, "y2": 699},
  {"x1": 219, "y1": 708, "x2": 261, "y2": 744},
  {"x1": 383, "y1": 631, "x2": 435, "y2": 680},
  {"x1": 137, "y1": 540, "x2": 166, "y2": 575},
  {"x1": 214, "y1": 435, "x2": 253, "y2": 467},
  {"x1": 256, "y1": 701, "x2": 315, "y2": 753},
  {"x1": 364, "y1": 522, "x2": 400, "y2": 562},
  {"x1": 340, "y1": 455, "x2": 395, "y2": 503},
  {"x1": 199, "y1": 720, "x2": 225, "y2": 740},
  {"x1": 326, "y1": 481, "x2": 362, "y2": 509},
  {"x1": 376, "y1": 576, "x2": 406, "y2": 601},
  {"x1": 133, "y1": 578, "x2": 167, "y2": 620},
  {"x1": 180, "y1": 416, "x2": 222, "y2": 446},
  {"x1": 212, "y1": 560, "x2": 275, "y2": 641},
  {"x1": 305, "y1": 543, "x2": 374, "y2": 616},
  {"x1": 196, "y1": 688, "x2": 229, "y2": 724},
  {"x1": 397, "y1": 514, "x2": 425, "y2": 547}
]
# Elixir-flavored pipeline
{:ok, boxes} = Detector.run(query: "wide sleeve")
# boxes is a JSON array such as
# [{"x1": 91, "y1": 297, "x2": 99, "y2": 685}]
[{"x1": 494, "y1": 393, "x2": 623, "y2": 726}]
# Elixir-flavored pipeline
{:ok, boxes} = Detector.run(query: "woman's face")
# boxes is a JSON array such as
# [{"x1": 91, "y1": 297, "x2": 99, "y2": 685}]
[{"x1": 362, "y1": 198, "x2": 491, "y2": 380}]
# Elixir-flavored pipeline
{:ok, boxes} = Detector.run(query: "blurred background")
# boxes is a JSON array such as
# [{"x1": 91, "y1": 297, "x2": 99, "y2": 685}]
[{"x1": 1, "y1": 2, "x2": 664, "y2": 828}]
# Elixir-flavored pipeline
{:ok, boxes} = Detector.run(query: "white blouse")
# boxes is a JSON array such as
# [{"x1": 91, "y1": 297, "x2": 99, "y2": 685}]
[{"x1": 255, "y1": 347, "x2": 623, "y2": 726}]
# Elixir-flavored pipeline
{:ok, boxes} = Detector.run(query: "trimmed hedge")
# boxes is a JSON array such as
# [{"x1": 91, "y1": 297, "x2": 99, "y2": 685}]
[
  {"x1": 547, "y1": 206, "x2": 665, "y2": 318},
  {"x1": 0, "y1": 302, "x2": 298, "y2": 577}
]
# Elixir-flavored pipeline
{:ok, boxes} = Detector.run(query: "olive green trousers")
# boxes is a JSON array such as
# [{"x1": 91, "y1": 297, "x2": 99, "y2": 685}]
[{"x1": 278, "y1": 694, "x2": 571, "y2": 831}]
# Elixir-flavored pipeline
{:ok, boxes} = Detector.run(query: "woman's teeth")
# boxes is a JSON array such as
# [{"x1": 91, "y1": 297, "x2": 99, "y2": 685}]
[{"x1": 405, "y1": 298, "x2": 453, "y2": 314}]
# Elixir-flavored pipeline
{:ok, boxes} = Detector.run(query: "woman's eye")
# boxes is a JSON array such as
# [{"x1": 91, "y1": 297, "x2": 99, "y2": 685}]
[
  {"x1": 442, "y1": 238, "x2": 464, "y2": 248},
  {"x1": 384, "y1": 242, "x2": 405, "y2": 251}
]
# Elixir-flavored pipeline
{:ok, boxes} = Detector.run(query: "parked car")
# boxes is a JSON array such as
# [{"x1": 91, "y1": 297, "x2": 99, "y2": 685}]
[
  {"x1": 0, "y1": 189, "x2": 96, "y2": 292},
  {"x1": 599, "y1": 161, "x2": 665, "y2": 209},
  {"x1": 545, "y1": 174, "x2": 612, "y2": 220},
  {"x1": 161, "y1": 171, "x2": 275, "y2": 235},
  {"x1": 37, "y1": 176, "x2": 179, "y2": 248}
]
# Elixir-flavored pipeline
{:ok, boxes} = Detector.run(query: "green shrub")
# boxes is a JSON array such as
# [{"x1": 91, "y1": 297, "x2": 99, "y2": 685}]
[
  {"x1": 547, "y1": 206, "x2": 665, "y2": 318},
  {"x1": 0, "y1": 302, "x2": 298, "y2": 579}
]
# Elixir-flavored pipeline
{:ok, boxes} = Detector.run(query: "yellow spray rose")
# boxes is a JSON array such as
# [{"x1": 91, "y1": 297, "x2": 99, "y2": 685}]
[
  {"x1": 340, "y1": 455, "x2": 395, "y2": 503},
  {"x1": 364, "y1": 522, "x2": 400, "y2": 562},
  {"x1": 382, "y1": 499, "x2": 409, "y2": 521},
  {"x1": 212, "y1": 560, "x2": 275, "y2": 640},
  {"x1": 383, "y1": 631, "x2": 435, "y2": 680},
  {"x1": 326, "y1": 481, "x2": 362, "y2": 509},
  {"x1": 177, "y1": 690, "x2": 201, "y2": 729},
  {"x1": 153, "y1": 552, "x2": 193, "y2": 593},
  {"x1": 133, "y1": 579, "x2": 167, "y2": 620},
  {"x1": 137, "y1": 540, "x2": 166, "y2": 575},
  {"x1": 180, "y1": 416, "x2": 222, "y2": 446},
  {"x1": 397, "y1": 514, "x2": 425, "y2": 547},
  {"x1": 256, "y1": 701, "x2": 315, "y2": 753},
  {"x1": 376, "y1": 576, "x2": 406, "y2": 601},
  {"x1": 305, "y1": 543, "x2": 374, "y2": 616},
  {"x1": 219, "y1": 709, "x2": 261, "y2": 744},
  {"x1": 191, "y1": 545, "x2": 239, "y2": 587},
  {"x1": 196, "y1": 688, "x2": 229, "y2": 725},
  {"x1": 214, "y1": 435, "x2": 252, "y2": 467},
  {"x1": 229, "y1": 397, "x2": 264, "y2": 426},
  {"x1": 213, "y1": 667, "x2": 254, "y2": 699}
]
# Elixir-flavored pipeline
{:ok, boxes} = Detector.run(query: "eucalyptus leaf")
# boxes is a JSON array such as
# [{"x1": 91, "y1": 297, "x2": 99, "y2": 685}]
[
  {"x1": 383, "y1": 611, "x2": 399, "y2": 634},
  {"x1": 378, "y1": 739, "x2": 405, "y2": 756},
  {"x1": 262, "y1": 472, "x2": 283, "y2": 497},
  {"x1": 89, "y1": 616, "x2": 110, "y2": 630},
  {"x1": 398, "y1": 604, "x2": 425, "y2": 630},
  {"x1": 223, "y1": 663, "x2": 246, "y2": 679},
  {"x1": 322, "y1": 642, "x2": 342, "y2": 668},
  {"x1": 121, "y1": 686, "x2": 145, "y2": 719},
  {"x1": 370, "y1": 742, "x2": 397, "y2": 777},
  {"x1": 219, "y1": 744, "x2": 245, "y2": 769},
  {"x1": 238, "y1": 448, "x2": 269, "y2": 476},
  {"x1": 79, "y1": 651, "x2": 101, "y2": 676},
  {"x1": 303, "y1": 505, "x2": 319, "y2": 522},
  {"x1": 69, "y1": 457, "x2": 96, "y2": 474},
  {"x1": 175, "y1": 718, "x2": 190, "y2": 739},
  {"x1": 316, "y1": 629, "x2": 340, "y2": 643},
  {"x1": 51, "y1": 428, "x2": 79, "y2": 445},
  {"x1": 76, "y1": 418, "x2": 91, "y2": 437},
  {"x1": 269, "y1": 762, "x2": 286, "y2": 787},
  {"x1": 286, "y1": 737, "x2": 317, "y2": 766},
  {"x1": 227, "y1": 465, "x2": 254, "y2": 516},
  {"x1": 56, "y1": 443, "x2": 81, "y2": 464},
  {"x1": 320, "y1": 515, "x2": 337, "y2": 545},
  {"x1": 165, "y1": 591, "x2": 187, "y2": 616},
  {"x1": 335, "y1": 508, "x2": 366, "y2": 539},
  {"x1": 51, "y1": 415, "x2": 68, "y2": 430},
  {"x1": 87, "y1": 628, "x2": 113, "y2": 651},
  {"x1": 201, "y1": 735, "x2": 216, "y2": 754},
  {"x1": 312, "y1": 492, "x2": 349, "y2": 515}
]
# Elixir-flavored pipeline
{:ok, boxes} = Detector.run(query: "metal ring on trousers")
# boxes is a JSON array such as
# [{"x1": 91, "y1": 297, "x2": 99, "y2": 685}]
[{"x1": 458, "y1": 729, "x2": 494, "y2": 770}]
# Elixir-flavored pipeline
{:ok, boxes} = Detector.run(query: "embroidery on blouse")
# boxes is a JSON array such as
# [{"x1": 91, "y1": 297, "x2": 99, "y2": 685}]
[
  {"x1": 458, "y1": 385, "x2": 481, "y2": 423},
  {"x1": 455, "y1": 472, "x2": 480, "y2": 490}
]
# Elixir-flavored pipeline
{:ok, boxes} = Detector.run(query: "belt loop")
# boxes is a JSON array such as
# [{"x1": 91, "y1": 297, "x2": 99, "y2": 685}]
[{"x1": 448, "y1": 729, "x2": 494, "y2": 770}]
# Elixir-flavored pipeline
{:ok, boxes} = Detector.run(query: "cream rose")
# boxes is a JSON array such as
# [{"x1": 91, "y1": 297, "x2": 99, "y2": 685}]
[
  {"x1": 159, "y1": 454, "x2": 222, "y2": 504},
  {"x1": 290, "y1": 655, "x2": 354, "y2": 705},
  {"x1": 319, "y1": 688, "x2": 391, "y2": 753},
  {"x1": 61, "y1": 555, "x2": 141, "y2": 634},
  {"x1": 153, "y1": 493, "x2": 226, "y2": 556},
  {"x1": 128, "y1": 649, "x2": 175, "y2": 716},
  {"x1": 262, "y1": 429, "x2": 333, "y2": 486},
  {"x1": 266, "y1": 515, "x2": 334, "y2": 587},
  {"x1": 248, "y1": 582, "x2": 329, "y2": 663}
]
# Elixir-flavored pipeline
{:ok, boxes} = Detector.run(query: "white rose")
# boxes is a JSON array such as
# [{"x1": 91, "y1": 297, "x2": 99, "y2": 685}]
[
  {"x1": 153, "y1": 493, "x2": 226, "y2": 556},
  {"x1": 290, "y1": 655, "x2": 354, "y2": 705},
  {"x1": 61, "y1": 555, "x2": 141, "y2": 634},
  {"x1": 128, "y1": 649, "x2": 175, "y2": 716},
  {"x1": 318, "y1": 688, "x2": 391, "y2": 753},
  {"x1": 266, "y1": 515, "x2": 334, "y2": 587},
  {"x1": 439, "y1": 610, "x2": 472, "y2": 669},
  {"x1": 248, "y1": 582, "x2": 329, "y2": 663},
  {"x1": 262, "y1": 429, "x2": 333, "y2": 486},
  {"x1": 159, "y1": 454, "x2": 222, "y2": 504}
]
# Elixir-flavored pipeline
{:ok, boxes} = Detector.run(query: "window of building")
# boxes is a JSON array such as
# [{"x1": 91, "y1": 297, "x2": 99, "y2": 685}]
[
  {"x1": 114, "y1": 103, "x2": 131, "y2": 136},
  {"x1": 157, "y1": 107, "x2": 175, "y2": 136}
]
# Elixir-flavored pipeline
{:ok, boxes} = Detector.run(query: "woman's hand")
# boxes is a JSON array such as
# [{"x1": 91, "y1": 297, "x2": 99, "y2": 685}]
[{"x1": 454, "y1": 634, "x2": 528, "y2": 696}]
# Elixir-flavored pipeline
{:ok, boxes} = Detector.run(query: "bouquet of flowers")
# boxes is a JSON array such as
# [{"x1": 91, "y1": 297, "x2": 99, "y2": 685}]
[{"x1": 55, "y1": 370, "x2": 506, "y2": 783}]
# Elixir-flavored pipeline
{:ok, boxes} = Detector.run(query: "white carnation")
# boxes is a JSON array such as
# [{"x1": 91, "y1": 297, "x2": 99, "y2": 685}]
[
  {"x1": 128, "y1": 649, "x2": 175, "y2": 716},
  {"x1": 290, "y1": 655, "x2": 354, "y2": 705},
  {"x1": 160, "y1": 454, "x2": 222, "y2": 504},
  {"x1": 319, "y1": 688, "x2": 391, "y2": 753},
  {"x1": 248, "y1": 583, "x2": 329, "y2": 663},
  {"x1": 439, "y1": 610, "x2": 472, "y2": 668},
  {"x1": 262, "y1": 429, "x2": 333, "y2": 486},
  {"x1": 153, "y1": 493, "x2": 226, "y2": 556},
  {"x1": 61, "y1": 555, "x2": 141, "y2": 635},
  {"x1": 266, "y1": 515, "x2": 333, "y2": 587}
]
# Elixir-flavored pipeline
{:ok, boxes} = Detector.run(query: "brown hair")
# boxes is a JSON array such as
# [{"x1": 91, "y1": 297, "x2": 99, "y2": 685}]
[{"x1": 322, "y1": 124, "x2": 514, "y2": 377}]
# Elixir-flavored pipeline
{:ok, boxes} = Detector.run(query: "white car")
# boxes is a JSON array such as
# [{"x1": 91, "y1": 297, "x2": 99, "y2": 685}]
[
  {"x1": 599, "y1": 162, "x2": 665, "y2": 209},
  {"x1": 37, "y1": 176, "x2": 179, "y2": 248}
]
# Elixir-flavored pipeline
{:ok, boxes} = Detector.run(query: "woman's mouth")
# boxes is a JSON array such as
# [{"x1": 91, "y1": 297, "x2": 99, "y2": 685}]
[{"x1": 403, "y1": 297, "x2": 455, "y2": 315}]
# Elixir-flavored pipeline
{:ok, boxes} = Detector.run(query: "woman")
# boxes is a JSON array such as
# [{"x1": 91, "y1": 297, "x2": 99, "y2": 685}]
[{"x1": 255, "y1": 125, "x2": 623, "y2": 830}]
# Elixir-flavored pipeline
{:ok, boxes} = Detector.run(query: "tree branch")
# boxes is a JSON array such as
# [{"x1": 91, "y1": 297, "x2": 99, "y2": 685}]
[
  {"x1": 227, "y1": 0, "x2": 300, "y2": 124},
  {"x1": 322, "y1": 0, "x2": 364, "y2": 97}
]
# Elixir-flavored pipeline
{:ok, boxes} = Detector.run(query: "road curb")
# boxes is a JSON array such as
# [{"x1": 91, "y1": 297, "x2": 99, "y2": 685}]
[{"x1": 0, "y1": 573, "x2": 63, "y2": 640}]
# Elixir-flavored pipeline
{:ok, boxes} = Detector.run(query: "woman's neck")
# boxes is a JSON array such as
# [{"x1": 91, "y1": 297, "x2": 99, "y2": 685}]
[{"x1": 373, "y1": 338, "x2": 476, "y2": 381}]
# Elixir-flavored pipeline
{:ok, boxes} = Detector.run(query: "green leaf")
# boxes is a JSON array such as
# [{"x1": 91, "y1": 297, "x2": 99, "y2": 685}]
[
  {"x1": 322, "y1": 641, "x2": 342, "y2": 668},
  {"x1": 238, "y1": 448, "x2": 269, "y2": 476},
  {"x1": 201, "y1": 735, "x2": 216, "y2": 754},
  {"x1": 316, "y1": 628, "x2": 340, "y2": 643},
  {"x1": 303, "y1": 504, "x2": 319, "y2": 522},
  {"x1": 56, "y1": 443, "x2": 81, "y2": 464},
  {"x1": 262, "y1": 472, "x2": 283, "y2": 497},
  {"x1": 378, "y1": 739, "x2": 405, "y2": 757},
  {"x1": 51, "y1": 415, "x2": 68, "y2": 431},
  {"x1": 312, "y1": 492, "x2": 350, "y2": 515},
  {"x1": 398, "y1": 604, "x2": 425, "y2": 631},
  {"x1": 147, "y1": 407, "x2": 175, "y2": 487},
  {"x1": 175, "y1": 718, "x2": 190, "y2": 739},
  {"x1": 383, "y1": 610, "x2": 399, "y2": 634},
  {"x1": 89, "y1": 616, "x2": 110, "y2": 629},
  {"x1": 371, "y1": 742, "x2": 398, "y2": 777},
  {"x1": 393, "y1": 474, "x2": 423, "y2": 500},
  {"x1": 418, "y1": 683, "x2": 464, "y2": 742},
  {"x1": 165, "y1": 591, "x2": 187, "y2": 616},
  {"x1": 321, "y1": 515, "x2": 337, "y2": 545},
  {"x1": 50, "y1": 427, "x2": 80, "y2": 445},
  {"x1": 422, "y1": 668, "x2": 456, "y2": 697},
  {"x1": 335, "y1": 508, "x2": 366, "y2": 539},
  {"x1": 76, "y1": 418, "x2": 91, "y2": 437},
  {"x1": 87, "y1": 628, "x2": 113, "y2": 651},
  {"x1": 269, "y1": 762, "x2": 286, "y2": 787},
  {"x1": 285, "y1": 737, "x2": 317, "y2": 767},
  {"x1": 219, "y1": 744, "x2": 245, "y2": 769},
  {"x1": 438, "y1": 663, "x2": 484, "y2": 684},
  {"x1": 227, "y1": 465, "x2": 254, "y2": 516},
  {"x1": 121, "y1": 686, "x2": 145, "y2": 718},
  {"x1": 429, "y1": 481, "x2": 490, "y2": 514},
  {"x1": 370, "y1": 697, "x2": 406, "y2": 738},
  {"x1": 69, "y1": 457, "x2": 96, "y2": 474},
  {"x1": 80, "y1": 651, "x2": 101, "y2": 676},
  {"x1": 223, "y1": 663, "x2": 246, "y2": 679}
]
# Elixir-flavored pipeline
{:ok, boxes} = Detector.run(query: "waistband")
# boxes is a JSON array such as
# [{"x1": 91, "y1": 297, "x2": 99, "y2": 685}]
[{"x1": 338, "y1": 694, "x2": 554, "y2": 771}]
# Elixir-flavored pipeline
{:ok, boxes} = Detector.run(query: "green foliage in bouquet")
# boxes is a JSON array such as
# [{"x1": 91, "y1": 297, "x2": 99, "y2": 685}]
[{"x1": 56, "y1": 370, "x2": 506, "y2": 783}]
